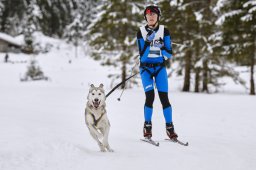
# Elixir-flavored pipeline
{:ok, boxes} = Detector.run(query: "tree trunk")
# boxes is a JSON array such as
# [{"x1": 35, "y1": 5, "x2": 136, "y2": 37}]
[
  {"x1": 182, "y1": 49, "x2": 192, "y2": 92},
  {"x1": 194, "y1": 67, "x2": 200, "y2": 92},
  {"x1": 194, "y1": 32, "x2": 200, "y2": 93},
  {"x1": 250, "y1": 60, "x2": 255, "y2": 95},
  {"x1": 202, "y1": 59, "x2": 209, "y2": 93},
  {"x1": 121, "y1": 59, "x2": 126, "y2": 89},
  {"x1": 250, "y1": 38, "x2": 256, "y2": 95}
]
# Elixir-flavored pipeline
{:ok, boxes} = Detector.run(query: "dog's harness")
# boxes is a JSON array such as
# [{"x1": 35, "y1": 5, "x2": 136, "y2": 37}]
[
  {"x1": 140, "y1": 62, "x2": 166, "y2": 79},
  {"x1": 87, "y1": 105, "x2": 105, "y2": 127},
  {"x1": 90, "y1": 112, "x2": 105, "y2": 127}
]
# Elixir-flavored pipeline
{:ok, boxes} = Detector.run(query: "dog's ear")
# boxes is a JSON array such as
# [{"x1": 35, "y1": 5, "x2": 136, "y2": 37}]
[
  {"x1": 99, "y1": 83, "x2": 104, "y2": 88},
  {"x1": 90, "y1": 84, "x2": 95, "y2": 88}
]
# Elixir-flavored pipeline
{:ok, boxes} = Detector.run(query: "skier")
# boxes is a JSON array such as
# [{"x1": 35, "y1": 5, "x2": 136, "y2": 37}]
[
  {"x1": 137, "y1": 5, "x2": 178, "y2": 140},
  {"x1": 4, "y1": 53, "x2": 9, "y2": 63}
]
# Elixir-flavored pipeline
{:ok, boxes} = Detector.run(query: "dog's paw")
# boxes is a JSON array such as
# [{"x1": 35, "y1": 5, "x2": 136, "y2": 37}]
[
  {"x1": 105, "y1": 145, "x2": 114, "y2": 152},
  {"x1": 98, "y1": 143, "x2": 106, "y2": 152},
  {"x1": 107, "y1": 148, "x2": 114, "y2": 152},
  {"x1": 100, "y1": 148, "x2": 106, "y2": 152}
]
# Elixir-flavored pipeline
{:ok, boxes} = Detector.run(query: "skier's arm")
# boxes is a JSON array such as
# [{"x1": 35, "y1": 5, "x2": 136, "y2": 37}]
[
  {"x1": 137, "y1": 30, "x2": 150, "y2": 62},
  {"x1": 161, "y1": 28, "x2": 172, "y2": 59}
]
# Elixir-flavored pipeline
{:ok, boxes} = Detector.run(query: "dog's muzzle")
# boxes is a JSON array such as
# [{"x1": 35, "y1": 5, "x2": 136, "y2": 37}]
[{"x1": 93, "y1": 99, "x2": 100, "y2": 109}]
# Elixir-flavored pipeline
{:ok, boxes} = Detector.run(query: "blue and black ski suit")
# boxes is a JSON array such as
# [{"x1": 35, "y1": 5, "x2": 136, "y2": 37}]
[{"x1": 137, "y1": 24, "x2": 173, "y2": 124}]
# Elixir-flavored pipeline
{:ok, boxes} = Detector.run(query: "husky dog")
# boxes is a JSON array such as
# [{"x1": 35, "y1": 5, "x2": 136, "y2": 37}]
[{"x1": 85, "y1": 84, "x2": 113, "y2": 152}]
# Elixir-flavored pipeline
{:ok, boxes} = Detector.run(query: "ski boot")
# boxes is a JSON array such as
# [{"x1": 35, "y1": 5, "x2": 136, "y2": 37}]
[
  {"x1": 143, "y1": 121, "x2": 152, "y2": 138},
  {"x1": 166, "y1": 123, "x2": 178, "y2": 139}
]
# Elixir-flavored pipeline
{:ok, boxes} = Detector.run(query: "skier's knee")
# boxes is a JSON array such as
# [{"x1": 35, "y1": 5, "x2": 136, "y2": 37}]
[
  {"x1": 158, "y1": 91, "x2": 171, "y2": 109},
  {"x1": 145, "y1": 90, "x2": 154, "y2": 107}
]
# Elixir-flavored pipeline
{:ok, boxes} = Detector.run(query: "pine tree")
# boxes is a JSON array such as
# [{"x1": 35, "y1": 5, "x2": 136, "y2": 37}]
[
  {"x1": 87, "y1": 0, "x2": 145, "y2": 88},
  {"x1": 241, "y1": 0, "x2": 256, "y2": 95},
  {"x1": 0, "y1": 0, "x2": 73, "y2": 37},
  {"x1": 23, "y1": 0, "x2": 42, "y2": 53},
  {"x1": 160, "y1": 0, "x2": 249, "y2": 93},
  {"x1": 194, "y1": 0, "x2": 218, "y2": 93},
  {"x1": 0, "y1": 0, "x2": 27, "y2": 35},
  {"x1": 71, "y1": 0, "x2": 99, "y2": 30},
  {"x1": 192, "y1": 0, "x2": 246, "y2": 93},
  {"x1": 163, "y1": 0, "x2": 201, "y2": 92},
  {"x1": 64, "y1": 0, "x2": 99, "y2": 57},
  {"x1": 215, "y1": 0, "x2": 256, "y2": 95},
  {"x1": 37, "y1": 0, "x2": 73, "y2": 37}
]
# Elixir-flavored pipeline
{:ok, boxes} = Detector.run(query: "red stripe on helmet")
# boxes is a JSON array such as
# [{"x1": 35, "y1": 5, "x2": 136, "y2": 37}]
[{"x1": 146, "y1": 9, "x2": 151, "y2": 14}]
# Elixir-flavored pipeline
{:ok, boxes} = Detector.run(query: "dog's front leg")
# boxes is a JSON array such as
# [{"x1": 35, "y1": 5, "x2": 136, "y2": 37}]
[
  {"x1": 87, "y1": 125, "x2": 106, "y2": 152},
  {"x1": 88, "y1": 125, "x2": 103, "y2": 140},
  {"x1": 101, "y1": 123, "x2": 114, "y2": 152}
]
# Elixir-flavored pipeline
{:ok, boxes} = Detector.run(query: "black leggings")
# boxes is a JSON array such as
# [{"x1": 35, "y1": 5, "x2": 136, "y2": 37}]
[{"x1": 145, "y1": 90, "x2": 171, "y2": 109}]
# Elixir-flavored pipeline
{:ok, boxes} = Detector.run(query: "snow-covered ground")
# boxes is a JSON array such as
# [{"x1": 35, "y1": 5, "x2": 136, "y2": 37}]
[{"x1": 0, "y1": 39, "x2": 256, "y2": 170}]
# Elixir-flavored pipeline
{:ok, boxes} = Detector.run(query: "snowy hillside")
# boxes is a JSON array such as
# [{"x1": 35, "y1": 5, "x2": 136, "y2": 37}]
[{"x1": 0, "y1": 39, "x2": 256, "y2": 170}]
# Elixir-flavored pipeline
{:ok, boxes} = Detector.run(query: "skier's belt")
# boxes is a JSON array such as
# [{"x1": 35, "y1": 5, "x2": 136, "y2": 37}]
[
  {"x1": 140, "y1": 62, "x2": 165, "y2": 68},
  {"x1": 140, "y1": 62, "x2": 166, "y2": 79}
]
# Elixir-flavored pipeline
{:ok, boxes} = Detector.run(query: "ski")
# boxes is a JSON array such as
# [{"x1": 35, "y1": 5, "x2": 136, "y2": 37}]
[
  {"x1": 165, "y1": 138, "x2": 189, "y2": 146},
  {"x1": 141, "y1": 138, "x2": 160, "y2": 147}
]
